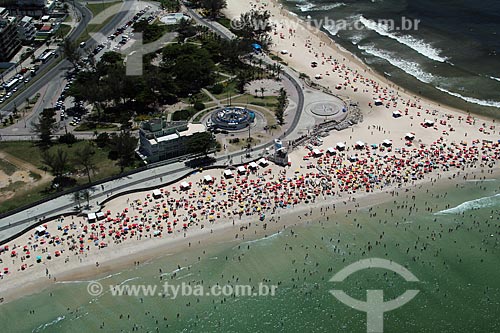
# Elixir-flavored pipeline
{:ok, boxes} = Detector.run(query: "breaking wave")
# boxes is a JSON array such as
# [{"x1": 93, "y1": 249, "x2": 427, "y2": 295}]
[
  {"x1": 358, "y1": 44, "x2": 436, "y2": 83},
  {"x1": 359, "y1": 16, "x2": 448, "y2": 63}
]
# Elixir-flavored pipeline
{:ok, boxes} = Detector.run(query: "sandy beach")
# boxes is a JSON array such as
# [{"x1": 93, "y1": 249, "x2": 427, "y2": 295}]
[{"x1": 0, "y1": 0, "x2": 499, "y2": 304}]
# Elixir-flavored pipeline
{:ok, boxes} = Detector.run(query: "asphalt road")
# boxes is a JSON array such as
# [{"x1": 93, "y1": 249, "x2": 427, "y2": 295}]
[{"x1": 0, "y1": 0, "x2": 134, "y2": 118}]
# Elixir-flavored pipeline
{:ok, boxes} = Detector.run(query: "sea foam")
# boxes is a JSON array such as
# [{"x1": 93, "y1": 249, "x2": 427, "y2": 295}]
[
  {"x1": 436, "y1": 87, "x2": 500, "y2": 109},
  {"x1": 358, "y1": 44, "x2": 436, "y2": 83},
  {"x1": 434, "y1": 193, "x2": 500, "y2": 215},
  {"x1": 33, "y1": 316, "x2": 66, "y2": 332},
  {"x1": 359, "y1": 16, "x2": 448, "y2": 63},
  {"x1": 297, "y1": 2, "x2": 345, "y2": 12}
]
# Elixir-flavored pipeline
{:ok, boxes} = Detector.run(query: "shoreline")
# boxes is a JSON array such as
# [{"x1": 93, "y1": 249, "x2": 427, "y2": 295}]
[
  {"x1": 1, "y1": 0, "x2": 500, "y2": 306},
  {"x1": 0, "y1": 165, "x2": 497, "y2": 304}
]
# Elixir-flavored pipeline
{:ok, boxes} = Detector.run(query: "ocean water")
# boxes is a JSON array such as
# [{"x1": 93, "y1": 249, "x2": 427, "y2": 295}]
[
  {"x1": 1, "y1": 179, "x2": 500, "y2": 332},
  {"x1": 287, "y1": 0, "x2": 500, "y2": 117}
]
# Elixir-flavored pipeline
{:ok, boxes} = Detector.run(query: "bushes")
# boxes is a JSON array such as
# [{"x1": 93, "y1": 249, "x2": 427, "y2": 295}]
[
  {"x1": 211, "y1": 83, "x2": 224, "y2": 94},
  {"x1": 95, "y1": 132, "x2": 109, "y2": 148},
  {"x1": 172, "y1": 109, "x2": 196, "y2": 121},
  {"x1": 58, "y1": 133, "x2": 77, "y2": 144},
  {"x1": 193, "y1": 101, "x2": 206, "y2": 111}
]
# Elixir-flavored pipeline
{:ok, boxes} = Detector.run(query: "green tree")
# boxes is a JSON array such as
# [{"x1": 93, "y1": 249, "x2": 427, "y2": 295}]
[
  {"x1": 41, "y1": 148, "x2": 70, "y2": 182},
  {"x1": 176, "y1": 18, "x2": 197, "y2": 42},
  {"x1": 187, "y1": 132, "x2": 216, "y2": 156},
  {"x1": 275, "y1": 87, "x2": 287, "y2": 125},
  {"x1": 201, "y1": 0, "x2": 227, "y2": 19},
  {"x1": 109, "y1": 131, "x2": 137, "y2": 172},
  {"x1": 33, "y1": 108, "x2": 58, "y2": 146},
  {"x1": 73, "y1": 191, "x2": 82, "y2": 209},
  {"x1": 62, "y1": 38, "x2": 80, "y2": 67},
  {"x1": 236, "y1": 10, "x2": 273, "y2": 48},
  {"x1": 74, "y1": 143, "x2": 97, "y2": 183}
]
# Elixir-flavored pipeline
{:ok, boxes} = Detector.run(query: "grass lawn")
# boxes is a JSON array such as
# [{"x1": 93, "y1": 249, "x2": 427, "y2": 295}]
[
  {"x1": 77, "y1": 16, "x2": 114, "y2": 45},
  {"x1": 87, "y1": 1, "x2": 122, "y2": 17},
  {"x1": 212, "y1": 80, "x2": 240, "y2": 100},
  {"x1": 0, "y1": 159, "x2": 17, "y2": 176},
  {"x1": 74, "y1": 121, "x2": 119, "y2": 132},
  {"x1": 180, "y1": 91, "x2": 212, "y2": 105},
  {"x1": 58, "y1": 23, "x2": 72, "y2": 38},
  {"x1": 76, "y1": 1, "x2": 122, "y2": 44},
  {"x1": 0, "y1": 181, "x2": 49, "y2": 214},
  {"x1": 231, "y1": 94, "x2": 279, "y2": 109},
  {"x1": 0, "y1": 140, "x2": 139, "y2": 214}
]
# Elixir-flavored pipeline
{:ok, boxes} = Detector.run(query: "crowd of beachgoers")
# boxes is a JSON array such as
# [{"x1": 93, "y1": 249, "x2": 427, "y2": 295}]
[{"x1": 0, "y1": 0, "x2": 499, "y2": 302}]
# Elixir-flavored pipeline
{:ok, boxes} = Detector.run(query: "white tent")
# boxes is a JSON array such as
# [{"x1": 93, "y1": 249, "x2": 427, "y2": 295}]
[
  {"x1": 280, "y1": 50, "x2": 289, "y2": 54},
  {"x1": 180, "y1": 181, "x2": 190, "y2": 190},
  {"x1": 424, "y1": 119, "x2": 434, "y2": 126},
  {"x1": 382, "y1": 139, "x2": 392, "y2": 146},
  {"x1": 355, "y1": 141, "x2": 365, "y2": 149},
  {"x1": 327, "y1": 147, "x2": 336, "y2": 155},
  {"x1": 152, "y1": 189, "x2": 162, "y2": 199},
  {"x1": 405, "y1": 132, "x2": 415, "y2": 140},
  {"x1": 336, "y1": 142, "x2": 346, "y2": 150},
  {"x1": 249, "y1": 162, "x2": 258, "y2": 170},
  {"x1": 258, "y1": 158, "x2": 269, "y2": 166},
  {"x1": 237, "y1": 165, "x2": 246, "y2": 174},
  {"x1": 392, "y1": 110, "x2": 402, "y2": 118},
  {"x1": 348, "y1": 155, "x2": 358, "y2": 162},
  {"x1": 203, "y1": 175, "x2": 213, "y2": 183},
  {"x1": 87, "y1": 212, "x2": 96, "y2": 222},
  {"x1": 35, "y1": 226, "x2": 46, "y2": 234},
  {"x1": 374, "y1": 99, "x2": 383, "y2": 106},
  {"x1": 96, "y1": 211, "x2": 105, "y2": 220},
  {"x1": 223, "y1": 169, "x2": 233, "y2": 178},
  {"x1": 312, "y1": 148, "x2": 323, "y2": 156}
]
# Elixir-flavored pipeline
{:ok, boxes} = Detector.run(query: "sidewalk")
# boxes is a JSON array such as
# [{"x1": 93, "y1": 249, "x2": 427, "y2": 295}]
[{"x1": 0, "y1": 148, "x2": 269, "y2": 242}]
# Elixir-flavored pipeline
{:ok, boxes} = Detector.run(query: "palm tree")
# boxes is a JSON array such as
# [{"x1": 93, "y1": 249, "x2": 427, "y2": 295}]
[
  {"x1": 73, "y1": 191, "x2": 82, "y2": 209},
  {"x1": 275, "y1": 64, "x2": 283, "y2": 80}
]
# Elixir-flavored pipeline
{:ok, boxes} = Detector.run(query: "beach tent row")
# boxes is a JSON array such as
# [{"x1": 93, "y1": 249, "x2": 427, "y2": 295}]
[{"x1": 87, "y1": 211, "x2": 106, "y2": 222}]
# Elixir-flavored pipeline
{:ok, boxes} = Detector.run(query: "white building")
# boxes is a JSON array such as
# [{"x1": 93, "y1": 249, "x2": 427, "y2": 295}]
[
  {"x1": 17, "y1": 16, "x2": 36, "y2": 42},
  {"x1": 138, "y1": 117, "x2": 207, "y2": 163},
  {"x1": 0, "y1": 7, "x2": 21, "y2": 62}
]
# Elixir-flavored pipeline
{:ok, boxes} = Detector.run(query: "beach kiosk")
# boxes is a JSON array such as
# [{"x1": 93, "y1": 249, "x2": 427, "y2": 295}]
[
  {"x1": 35, "y1": 225, "x2": 46, "y2": 236},
  {"x1": 249, "y1": 161, "x2": 258, "y2": 170},
  {"x1": 355, "y1": 141, "x2": 365, "y2": 149},
  {"x1": 258, "y1": 158, "x2": 269, "y2": 167},
  {"x1": 336, "y1": 142, "x2": 346, "y2": 151},
  {"x1": 180, "y1": 181, "x2": 190, "y2": 190},
  {"x1": 326, "y1": 147, "x2": 336, "y2": 155},
  {"x1": 223, "y1": 169, "x2": 234, "y2": 178},
  {"x1": 87, "y1": 212, "x2": 96, "y2": 223},
  {"x1": 96, "y1": 212, "x2": 105, "y2": 220},
  {"x1": 312, "y1": 148, "x2": 323, "y2": 157},
  {"x1": 382, "y1": 139, "x2": 393, "y2": 147},
  {"x1": 237, "y1": 165, "x2": 246, "y2": 175},
  {"x1": 405, "y1": 132, "x2": 415, "y2": 141},
  {"x1": 203, "y1": 175, "x2": 213, "y2": 184},
  {"x1": 152, "y1": 189, "x2": 162, "y2": 199}
]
